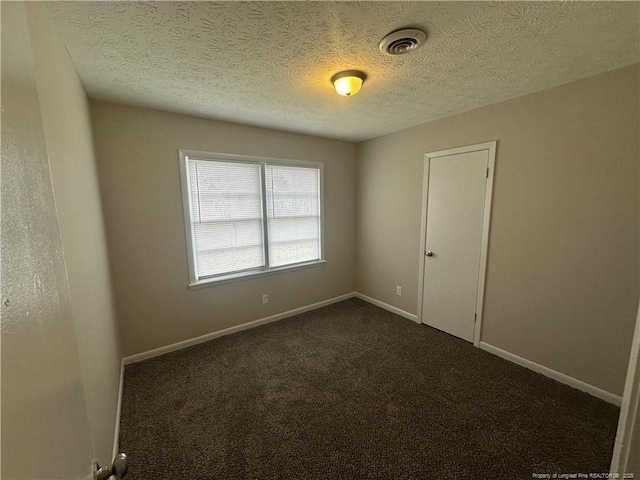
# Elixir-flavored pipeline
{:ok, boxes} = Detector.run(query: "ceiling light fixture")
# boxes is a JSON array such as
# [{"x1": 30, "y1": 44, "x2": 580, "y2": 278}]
[{"x1": 331, "y1": 70, "x2": 367, "y2": 97}]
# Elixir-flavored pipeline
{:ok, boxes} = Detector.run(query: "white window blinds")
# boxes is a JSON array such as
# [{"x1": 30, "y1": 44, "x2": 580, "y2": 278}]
[
  {"x1": 266, "y1": 165, "x2": 321, "y2": 267},
  {"x1": 182, "y1": 153, "x2": 323, "y2": 284},
  {"x1": 188, "y1": 159, "x2": 264, "y2": 279}
]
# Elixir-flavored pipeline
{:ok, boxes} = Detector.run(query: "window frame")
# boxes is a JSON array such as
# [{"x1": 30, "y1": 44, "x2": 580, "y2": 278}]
[{"x1": 178, "y1": 149, "x2": 326, "y2": 288}]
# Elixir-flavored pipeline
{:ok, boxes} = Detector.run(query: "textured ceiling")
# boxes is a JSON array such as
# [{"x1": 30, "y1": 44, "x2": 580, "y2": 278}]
[{"x1": 51, "y1": 1, "x2": 639, "y2": 142}]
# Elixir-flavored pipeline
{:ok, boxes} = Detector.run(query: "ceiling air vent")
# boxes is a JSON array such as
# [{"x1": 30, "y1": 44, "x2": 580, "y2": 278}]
[{"x1": 379, "y1": 28, "x2": 427, "y2": 56}]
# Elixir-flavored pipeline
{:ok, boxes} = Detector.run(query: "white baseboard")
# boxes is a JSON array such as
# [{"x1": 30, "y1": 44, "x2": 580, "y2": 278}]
[
  {"x1": 112, "y1": 359, "x2": 124, "y2": 458},
  {"x1": 478, "y1": 341, "x2": 622, "y2": 406},
  {"x1": 354, "y1": 292, "x2": 419, "y2": 323},
  {"x1": 123, "y1": 292, "x2": 356, "y2": 365}
]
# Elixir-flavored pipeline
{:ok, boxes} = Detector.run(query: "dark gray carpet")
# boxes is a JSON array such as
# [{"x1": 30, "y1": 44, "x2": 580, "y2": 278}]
[{"x1": 119, "y1": 298, "x2": 619, "y2": 479}]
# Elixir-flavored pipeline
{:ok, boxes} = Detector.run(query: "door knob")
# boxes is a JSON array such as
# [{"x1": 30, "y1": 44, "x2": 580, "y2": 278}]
[
  {"x1": 95, "y1": 453, "x2": 128, "y2": 480},
  {"x1": 425, "y1": 251, "x2": 433, "y2": 257},
  {"x1": 112, "y1": 454, "x2": 129, "y2": 479}
]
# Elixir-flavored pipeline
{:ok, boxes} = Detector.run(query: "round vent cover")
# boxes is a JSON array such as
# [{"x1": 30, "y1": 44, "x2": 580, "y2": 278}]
[{"x1": 379, "y1": 28, "x2": 427, "y2": 56}]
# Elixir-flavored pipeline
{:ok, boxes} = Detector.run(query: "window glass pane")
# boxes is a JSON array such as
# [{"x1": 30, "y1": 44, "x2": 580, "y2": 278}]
[
  {"x1": 188, "y1": 159, "x2": 264, "y2": 278},
  {"x1": 266, "y1": 165, "x2": 320, "y2": 267}
]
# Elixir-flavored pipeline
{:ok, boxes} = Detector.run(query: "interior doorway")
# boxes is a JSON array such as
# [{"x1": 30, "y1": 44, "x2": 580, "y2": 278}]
[{"x1": 417, "y1": 142, "x2": 496, "y2": 345}]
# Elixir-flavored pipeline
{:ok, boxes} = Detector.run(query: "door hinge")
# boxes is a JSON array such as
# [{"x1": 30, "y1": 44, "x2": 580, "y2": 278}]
[
  {"x1": 486, "y1": 167, "x2": 489, "y2": 178},
  {"x1": 474, "y1": 313, "x2": 477, "y2": 322}
]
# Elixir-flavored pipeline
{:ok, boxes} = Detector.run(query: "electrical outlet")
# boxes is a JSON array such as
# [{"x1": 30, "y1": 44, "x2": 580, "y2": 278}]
[
  {"x1": 396, "y1": 286, "x2": 402, "y2": 296},
  {"x1": 262, "y1": 294, "x2": 269, "y2": 304}
]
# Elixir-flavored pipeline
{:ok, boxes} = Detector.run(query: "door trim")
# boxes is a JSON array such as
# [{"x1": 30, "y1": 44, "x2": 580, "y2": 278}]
[
  {"x1": 417, "y1": 141, "x2": 497, "y2": 347},
  {"x1": 610, "y1": 299, "x2": 640, "y2": 472}
]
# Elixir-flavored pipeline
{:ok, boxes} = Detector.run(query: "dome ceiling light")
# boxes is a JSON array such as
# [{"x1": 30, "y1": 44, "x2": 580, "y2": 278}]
[{"x1": 331, "y1": 70, "x2": 367, "y2": 97}]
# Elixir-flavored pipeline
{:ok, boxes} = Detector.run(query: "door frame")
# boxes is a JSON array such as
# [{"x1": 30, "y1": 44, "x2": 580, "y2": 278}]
[
  {"x1": 610, "y1": 299, "x2": 640, "y2": 474},
  {"x1": 417, "y1": 141, "x2": 497, "y2": 346}
]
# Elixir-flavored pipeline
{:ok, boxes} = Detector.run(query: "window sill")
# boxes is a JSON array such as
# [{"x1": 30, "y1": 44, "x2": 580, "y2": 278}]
[{"x1": 188, "y1": 259, "x2": 327, "y2": 289}]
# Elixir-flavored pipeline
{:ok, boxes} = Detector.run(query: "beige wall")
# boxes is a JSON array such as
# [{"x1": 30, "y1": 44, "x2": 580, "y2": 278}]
[
  {"x1": 90, "y1": 102, "x2": 357, "y2": 357},
  {"x1": 26, "y1": 2, "x2": 122, "y2": 465},
  {"x1": 1, "y1": 2, "x2": 95, "y2": 477},
  {"x1": 356, "y1": 64, "x2": 639, "y2": 396}
]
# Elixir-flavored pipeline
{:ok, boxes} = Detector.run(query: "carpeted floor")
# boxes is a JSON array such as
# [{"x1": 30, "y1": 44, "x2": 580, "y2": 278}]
[{"x1": 119, "y1": 298, "x2": 620, "y2": 479}]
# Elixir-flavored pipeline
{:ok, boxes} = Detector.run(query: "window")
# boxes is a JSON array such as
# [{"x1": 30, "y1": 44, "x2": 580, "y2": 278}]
[{"x1": 179, "y1": 151, "x2": 324, "y2": 286}]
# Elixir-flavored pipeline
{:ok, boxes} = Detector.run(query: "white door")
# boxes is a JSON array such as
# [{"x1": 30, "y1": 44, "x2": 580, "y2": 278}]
[{"x1": 420, "y1": 144, "x2": 494, "y2": 343}]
